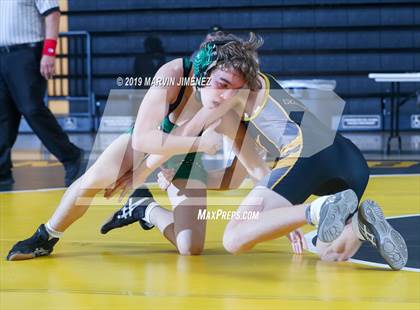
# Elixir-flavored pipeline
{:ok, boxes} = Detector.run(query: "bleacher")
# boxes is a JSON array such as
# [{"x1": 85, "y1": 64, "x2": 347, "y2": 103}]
[{"x1": 63, "y1": 0, "x2": 420, "y2": 131}]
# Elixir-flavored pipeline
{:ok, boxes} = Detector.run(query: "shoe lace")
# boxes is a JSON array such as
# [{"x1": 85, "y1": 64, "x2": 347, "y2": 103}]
[
  {"x1": 359, "y1": 222, "x2": 376, "y2": 245},
  {"x1": 34, "y1": 248, "x2": 50, "y2": 256},
  {"x1": 117, "y1": 200, "x2": 137, "y2": 220}
]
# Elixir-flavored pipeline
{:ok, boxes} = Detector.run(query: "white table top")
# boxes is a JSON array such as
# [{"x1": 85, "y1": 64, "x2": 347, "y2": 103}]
[
  {"x1": 368, "y1": 73, "x2": 420, "y2": 82},
  {"x1": 278, "y1": 79, "x2": 336, "y2": 91}
]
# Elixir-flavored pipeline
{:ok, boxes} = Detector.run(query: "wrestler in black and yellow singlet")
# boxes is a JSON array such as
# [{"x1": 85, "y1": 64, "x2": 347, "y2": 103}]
[{"x1": 245, "y1": 73, "x2": 369, "y2": 204}]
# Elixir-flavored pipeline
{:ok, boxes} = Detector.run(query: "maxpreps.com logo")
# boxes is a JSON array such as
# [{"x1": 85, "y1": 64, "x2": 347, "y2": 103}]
[{"x1": 197, "y1": 209, "x2": 260, "y2": 221}]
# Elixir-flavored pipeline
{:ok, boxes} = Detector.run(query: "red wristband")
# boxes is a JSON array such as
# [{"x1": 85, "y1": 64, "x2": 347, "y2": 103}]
[{"x1": 42, "y1": 39, "x2": 57, "y2": 56}]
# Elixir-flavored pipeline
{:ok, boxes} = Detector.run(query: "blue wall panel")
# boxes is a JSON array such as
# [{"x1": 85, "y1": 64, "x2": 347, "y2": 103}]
[{"x1": 67, "y1": 0, "x2": 420, "y2": 130}]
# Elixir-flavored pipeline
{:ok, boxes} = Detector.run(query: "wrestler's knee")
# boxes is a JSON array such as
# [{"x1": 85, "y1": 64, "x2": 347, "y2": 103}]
[{"x1": 176, "y1": 230, "x2": 204, "y2": 256}]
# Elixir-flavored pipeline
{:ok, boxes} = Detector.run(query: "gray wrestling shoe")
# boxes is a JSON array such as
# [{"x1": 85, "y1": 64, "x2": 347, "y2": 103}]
[
  {"x1": 358, "y1": 200, "x2": 408, "y2": 270},
  {"x1": 317, "y1": 189, "x2": 359, "y2": 243}
]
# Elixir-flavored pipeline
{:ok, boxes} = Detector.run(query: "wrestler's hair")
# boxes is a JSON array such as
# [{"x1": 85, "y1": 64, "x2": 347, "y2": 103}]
[{"x1": 199, "y1": 31, "x2": 264, "y2": 90}]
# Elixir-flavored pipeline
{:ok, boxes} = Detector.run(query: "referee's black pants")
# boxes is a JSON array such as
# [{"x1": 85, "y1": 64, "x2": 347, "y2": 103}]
[{"x1": 0, "y1": 43, "x2": 80, "y2": 178}]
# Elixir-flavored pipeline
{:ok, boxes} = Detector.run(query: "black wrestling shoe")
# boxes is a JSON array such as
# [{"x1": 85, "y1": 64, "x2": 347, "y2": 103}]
[
  {"x1": 317, "y1": 189, "x2": 359, "y2": 243},
  {"x1": 100, "y1": 197, "x2": 155, "y2": 234},
  {"x1": 358, "y1": 200, "x2": 408, "y2": 270},
  {"x1": 6, "y1": 224, "x2": 59, "y2": 261}
]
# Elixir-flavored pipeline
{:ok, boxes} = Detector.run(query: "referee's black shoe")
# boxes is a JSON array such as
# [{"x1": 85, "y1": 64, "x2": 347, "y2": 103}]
[
  {"x1": 0, "y1": 171, "x2": 14, "y2": 186},
  {"x1": 64, "y1": 149, "x2": 85, "y2": 186}
]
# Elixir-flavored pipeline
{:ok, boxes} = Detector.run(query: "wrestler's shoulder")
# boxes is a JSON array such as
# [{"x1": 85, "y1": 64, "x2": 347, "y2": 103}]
[{"x1": 156, "y1": 58, "x2": 184, "y2": 80}]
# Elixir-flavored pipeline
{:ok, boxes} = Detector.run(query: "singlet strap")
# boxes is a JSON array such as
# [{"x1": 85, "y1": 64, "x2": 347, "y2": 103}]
[{"x1": 168, "y1": 57, "x2": 193, "y2": 114}]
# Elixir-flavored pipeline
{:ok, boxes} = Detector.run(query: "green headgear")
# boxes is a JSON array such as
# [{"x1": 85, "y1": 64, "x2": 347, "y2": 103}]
[{"x1": 193, "y1": 40, "x2": 234, "y2": 83}]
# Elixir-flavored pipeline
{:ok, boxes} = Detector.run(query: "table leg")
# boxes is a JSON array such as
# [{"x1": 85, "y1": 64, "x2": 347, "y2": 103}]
[
  {"x1": 386, "y1": 82, "x2": 395, "y2": 154},
  {"x1": 395, "y1": 82, "x2": 402, "y2": 152}
]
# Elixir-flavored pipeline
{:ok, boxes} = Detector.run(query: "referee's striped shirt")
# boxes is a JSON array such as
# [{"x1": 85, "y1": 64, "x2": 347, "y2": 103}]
[{"x1": 0, "y1": 0, "x2": 60, "y2": 46}]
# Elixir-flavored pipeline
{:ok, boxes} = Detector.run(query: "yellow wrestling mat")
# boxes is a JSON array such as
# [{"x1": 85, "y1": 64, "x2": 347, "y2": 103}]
[{"x1": 1, "y1": 175, "x2": 419, "y2": 309}]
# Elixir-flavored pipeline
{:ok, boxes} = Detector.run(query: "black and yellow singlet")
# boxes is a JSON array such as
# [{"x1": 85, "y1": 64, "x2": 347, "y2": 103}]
[{"x1": 246, "y1": 73, "x2": 370, "y2": 204}]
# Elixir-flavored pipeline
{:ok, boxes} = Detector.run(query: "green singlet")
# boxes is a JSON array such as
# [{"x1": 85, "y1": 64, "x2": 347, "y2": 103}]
[{"x1": 128, "y1": 57, "x2": 208, "y2": 184}]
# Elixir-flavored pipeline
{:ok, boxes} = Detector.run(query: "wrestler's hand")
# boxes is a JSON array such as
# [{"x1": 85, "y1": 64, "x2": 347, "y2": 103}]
[
  {"x1": 157, "y1": 168, "x2": 175, "y2": 190},
  {"x1": 287, "y1": 229, "x2": 308, "y2": 255},
  {"x1": 104, "y1": 170, "x2": 132, "y2": 201},
  {"x1": 199, "y1": 119, "x2": 222, "y2": 155}
]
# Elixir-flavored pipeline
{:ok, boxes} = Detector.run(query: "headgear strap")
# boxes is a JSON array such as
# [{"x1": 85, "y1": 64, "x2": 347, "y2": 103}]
[{"x1": 193, "y1": 39, "x2": 237, "y2": 82}]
